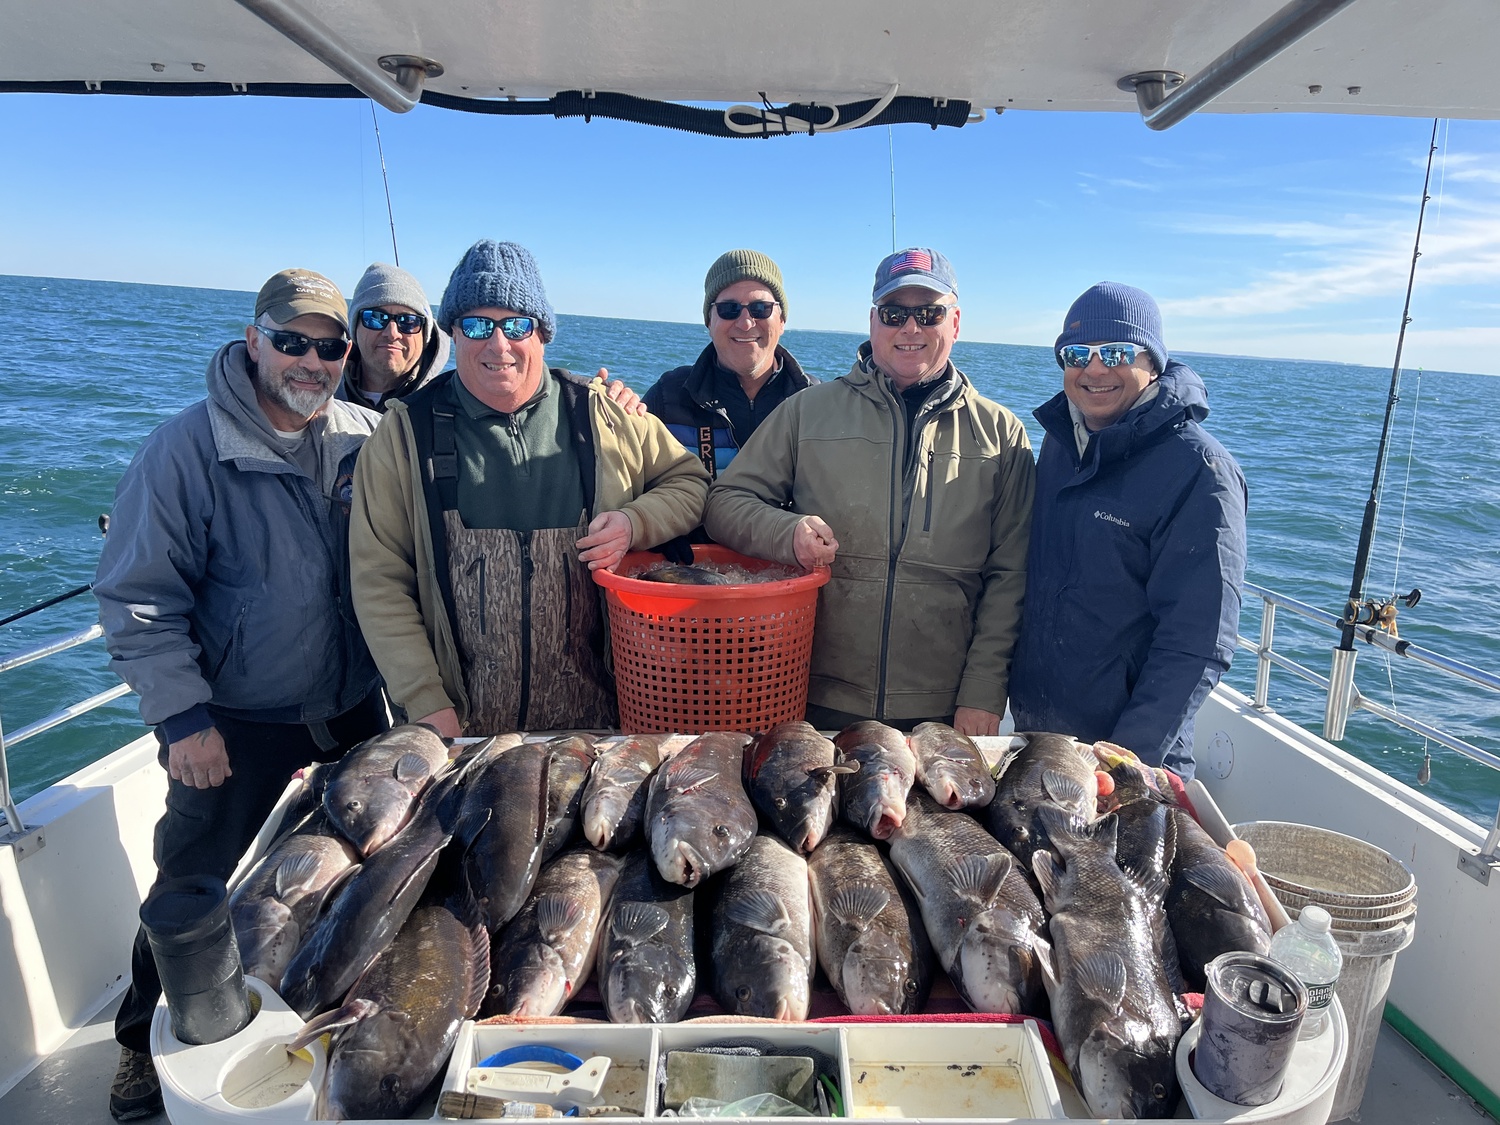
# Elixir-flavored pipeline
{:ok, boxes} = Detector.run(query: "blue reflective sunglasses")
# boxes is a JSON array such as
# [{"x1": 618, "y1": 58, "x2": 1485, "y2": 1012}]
[
  {"x1": 359, "y1": 308, "x2": 427, "y2": 335},
  {"x1": 1058, "y1": 342, "x2": 1146, "y2": 369},
  {"x1": 459, "y1": 315, "x2": 537, "y2": 341}
]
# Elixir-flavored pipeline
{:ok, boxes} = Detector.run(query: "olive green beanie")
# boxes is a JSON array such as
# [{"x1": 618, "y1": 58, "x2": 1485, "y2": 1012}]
[{"x1": 702, "y1": 249, "x2": 787, "y2": 325}]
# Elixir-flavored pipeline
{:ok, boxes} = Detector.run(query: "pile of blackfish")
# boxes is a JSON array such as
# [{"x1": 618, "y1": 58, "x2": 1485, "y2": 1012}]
[{"x1": 229, "y1": 721, "x2": 1274, "y2": 1120}]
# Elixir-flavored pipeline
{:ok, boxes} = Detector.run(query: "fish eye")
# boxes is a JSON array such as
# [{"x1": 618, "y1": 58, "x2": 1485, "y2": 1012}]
[
  {"x1": 345, "y1": 799, "x2": 362, "y2": 812},
  {"x1": 735, "y1": 985, "x2": 752, "y2": 1002},
  {"x1": 381, "y1": 1075, "x2": 401, "y2": 1095},
  {"x1": 714, "y1": 824, "x2": 729, "y2": 837},
  {"x1": 1152, "y1": 1083, "x2": 1167, "y2": 1100},
  {"x1": 774, "y1": 797, "x2": 788, "y2": 810},
  {"x1": 903, "y1": 979, "x2": 919, "y2": 995}
]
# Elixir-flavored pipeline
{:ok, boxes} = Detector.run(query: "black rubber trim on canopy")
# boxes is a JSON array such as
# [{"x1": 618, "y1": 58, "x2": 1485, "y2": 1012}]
[{"x1": 0, "y1": 81, "x2": 974, "y2": 135}]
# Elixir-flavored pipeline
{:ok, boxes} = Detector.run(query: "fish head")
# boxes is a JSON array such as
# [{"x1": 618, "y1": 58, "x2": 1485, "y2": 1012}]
[
  {"x1": 955, "y1": 916, "x2": 1025, "y2": 1015},
  {"x1": 848, "y1": 769, "x2": 908, "y2": 840},
  {"x1": 325, "y1": 775, "x2": 411, "y2": 857},
  {"x1": 770, "y1": 779, "x2": 837, "y2": 854},
  {"x1": 321, "y1": 1021, "x2": 428, "y2": 1121},
  {"x1": 1078, "y1": 1030, "x2": 1179, "y2": 1119},
  {"x1": 504, "y1": 943, "x2": 571, "y2": 1018},
  {"x1": 842, "y1": 929, "x2": 921, "y2": 1015},
  {"x1": 720, "y1": 937, "x2": 810, "y2": 1021},
  {"x1": 925, "y1": 759, "x2": 997, "y2": 809},
  {"x1": 583, "y1": 789, "x2": 629, "y2": 849},
  {"x1": 653, "y1": 813, "x2": 750, "y2": 887},
  {"x1": 604, "y1": 945, "x2": 693, "y2": 1024}
]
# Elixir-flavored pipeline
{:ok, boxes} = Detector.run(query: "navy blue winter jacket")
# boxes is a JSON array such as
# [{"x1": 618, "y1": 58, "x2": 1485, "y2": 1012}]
[
  {"x1": 1008, "y1": 362, "x2": 1247, "y2": 779},
  {"x1": 642, "y1": 343, "x2": 816, "y2": 478}
]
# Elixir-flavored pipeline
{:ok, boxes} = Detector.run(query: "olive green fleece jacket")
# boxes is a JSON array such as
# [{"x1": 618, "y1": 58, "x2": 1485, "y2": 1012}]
[
  {"x1": 350, "y1": 372, "x2": 710, "y2": 727},
  {"x1": 704, "y1": 351, "x2": 1035, "y2": 721}
]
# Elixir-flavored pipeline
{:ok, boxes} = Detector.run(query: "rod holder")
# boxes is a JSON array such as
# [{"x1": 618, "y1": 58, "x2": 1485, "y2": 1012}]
[{"x1": 1324, "y1": 646, "x2": 1358, "y2": 741}]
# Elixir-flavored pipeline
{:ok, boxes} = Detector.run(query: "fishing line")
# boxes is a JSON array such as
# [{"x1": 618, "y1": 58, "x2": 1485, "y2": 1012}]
[
  {"x1": 888, "y1": 126, "x2": 898, "y2": 252},
  {"x1": 369, "y1": 101, "x2": 401, "y2": 266}
]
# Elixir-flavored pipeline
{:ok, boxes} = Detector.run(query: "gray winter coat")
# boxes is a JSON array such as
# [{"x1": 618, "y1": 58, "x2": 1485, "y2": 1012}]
[{"x1": 94, "y1": 340, "x2": 382, "y2": 736}]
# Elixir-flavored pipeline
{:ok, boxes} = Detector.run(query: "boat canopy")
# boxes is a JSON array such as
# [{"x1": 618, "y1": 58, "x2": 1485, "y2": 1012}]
[{"x1": 3, "y1": 0, "x2": 1496, "y2": 133}]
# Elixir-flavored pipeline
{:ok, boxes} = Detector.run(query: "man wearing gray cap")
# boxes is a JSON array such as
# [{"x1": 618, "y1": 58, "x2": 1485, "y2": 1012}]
[
  {"x1": 706, "y1": 248, "x2": 1035, "y2": 735},
  {"x1": 350, "y1": 240, "x2": 709, "y2": 738},
  {"x1": 94, "y1": 268, "x2": 388, "y2": 1119},
  {"x1": 338, "y1": 261, "x2": 451, "y2": 411}
]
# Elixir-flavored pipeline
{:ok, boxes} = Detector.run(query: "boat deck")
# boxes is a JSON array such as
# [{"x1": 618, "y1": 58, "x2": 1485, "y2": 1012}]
[{"x1": 1, "y1": 996, "x2": 1490, "y2": 1125}]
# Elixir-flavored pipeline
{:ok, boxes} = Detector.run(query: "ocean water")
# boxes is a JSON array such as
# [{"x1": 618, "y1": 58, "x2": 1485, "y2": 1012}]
[{"x1": 2, "y1": 274, "x2": 1497, "y2": 828}]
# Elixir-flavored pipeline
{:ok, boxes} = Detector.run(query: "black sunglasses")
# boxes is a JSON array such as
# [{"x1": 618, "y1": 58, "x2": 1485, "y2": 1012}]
[
  {"x1": 459, "y1": 315, "x2": 537, "y2": 341},
  {"x1": 359, "y1": 308, "x2": 427, "y2": 335},
  {"x1": 254, "y1": 324, "x2": 350, "y2": 362},
  {"x1": 714, "y1": 300, "x2": 779, "y2": 321},
  {"x1": 876, "y1": 304, "x2": 951, "y2": 328}
]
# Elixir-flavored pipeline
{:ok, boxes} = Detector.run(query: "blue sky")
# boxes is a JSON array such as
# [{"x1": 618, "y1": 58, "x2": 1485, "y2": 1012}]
[{"x1": 4, "y1": 93, "x2": 1498, "y2": 373}]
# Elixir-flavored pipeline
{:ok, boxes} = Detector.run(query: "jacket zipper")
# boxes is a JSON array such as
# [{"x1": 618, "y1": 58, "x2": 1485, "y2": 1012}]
[
  {"x1": 874, "y1": 401, "x2": 910, "y2": 719},
  {"x1": 518, "y1": 531, "x2": 534, "y2": 728},
  {"x1": 922, "y1": 448, "x2": 936, "y2": 533}
]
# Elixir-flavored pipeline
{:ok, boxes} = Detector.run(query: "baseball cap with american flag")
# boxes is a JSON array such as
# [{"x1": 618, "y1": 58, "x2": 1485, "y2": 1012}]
[{"x1": 872, "y1": 247, "x2": 958, "y2": 303}]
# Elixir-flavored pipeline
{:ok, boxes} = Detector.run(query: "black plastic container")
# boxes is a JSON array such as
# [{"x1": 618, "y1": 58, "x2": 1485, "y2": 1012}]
[
  {"x1": 1194, "y1": 951, "x2": 1308, "y2": 1106},
  {"x1": 140, "y1": 876, "x2": 253, "y2": 1046}
]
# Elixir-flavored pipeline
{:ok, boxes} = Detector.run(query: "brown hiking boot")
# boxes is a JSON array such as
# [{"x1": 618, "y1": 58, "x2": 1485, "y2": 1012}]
[{"x1": 109, "y1": 1046, "x2": 162, "y2": 1120}]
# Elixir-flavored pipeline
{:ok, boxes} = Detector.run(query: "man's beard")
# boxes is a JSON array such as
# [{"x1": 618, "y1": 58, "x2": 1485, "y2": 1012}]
[{"x1": 254, "y1": 358, "x2": 335, "y2": 420}]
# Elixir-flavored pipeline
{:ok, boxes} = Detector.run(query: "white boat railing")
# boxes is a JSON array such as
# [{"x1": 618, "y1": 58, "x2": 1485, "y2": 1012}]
[
  {"x1": 0, "y1": 623, "x2": 133, "y2": 840},
  {"x1": 1237, "y1": 580, "x2": 1500, "y2": 879}
]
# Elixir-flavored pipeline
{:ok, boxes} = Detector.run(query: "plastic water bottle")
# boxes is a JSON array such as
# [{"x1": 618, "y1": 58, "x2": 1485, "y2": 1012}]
[{"x1": 1267, "y1": 904, "x2": 1343, "y2": 1038}]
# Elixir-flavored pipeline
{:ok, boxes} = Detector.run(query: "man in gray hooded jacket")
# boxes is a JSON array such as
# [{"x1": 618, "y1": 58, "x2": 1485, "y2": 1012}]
[{"x1": 94, "y1": 268, "x2": 387, "y2": 1120}]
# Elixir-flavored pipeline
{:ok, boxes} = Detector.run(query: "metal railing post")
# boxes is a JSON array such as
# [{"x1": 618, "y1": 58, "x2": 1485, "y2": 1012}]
[
  {"x1": 1255, "y1": 600, "x2": 1277, "y2": 708},
  {"x1": 0, "y1": 712, "x2": 24, "y2": 834}
]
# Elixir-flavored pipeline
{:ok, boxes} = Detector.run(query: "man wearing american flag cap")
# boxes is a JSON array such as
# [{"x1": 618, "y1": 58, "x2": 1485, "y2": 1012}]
[{"x1": 705, "y1": 248, "x2": 1035, "y2": 736}]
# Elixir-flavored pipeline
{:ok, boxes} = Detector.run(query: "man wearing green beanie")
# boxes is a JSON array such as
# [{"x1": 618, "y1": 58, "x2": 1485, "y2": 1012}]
[{"x1": 643, "y1": 249, "x2": 816, "y2": 479}]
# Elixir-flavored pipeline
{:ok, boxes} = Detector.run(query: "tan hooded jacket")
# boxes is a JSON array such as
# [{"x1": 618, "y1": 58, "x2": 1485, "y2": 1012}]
[
  {"x1": 704, "y1": 350, "x2": 1034, "y2": 720},
  {"x1": 350, "y1": 371, "x2": 709, "y2": 726}
]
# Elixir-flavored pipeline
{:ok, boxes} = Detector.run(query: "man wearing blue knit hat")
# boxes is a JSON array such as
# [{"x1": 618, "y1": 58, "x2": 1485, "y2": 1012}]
[
  {"x1": 1009, "y1": 281, "x2": 1248, "y2": 779},
  {"x1": 349, "y1": 239, "x2": 709, "y2": 737}
]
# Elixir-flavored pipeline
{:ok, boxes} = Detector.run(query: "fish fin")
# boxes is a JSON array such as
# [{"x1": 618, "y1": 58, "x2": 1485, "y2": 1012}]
[
  {"x1": 286, "y1": 997, "x2": 379, "y2": 1052},
  {"x1": 535, "y1": 893, "x2": 586, "y2": 944},
  {"x1": 1074, "y1": 952, "x2": 1129, "y2": 1009},
  {"x1": 833, "y1": 750, "x2": 863, "y2": 775},
  {"x1": 455, "y1": 806, "x2": 493, "y2": 851},
  {"x1": 390, "y1": 841, "x2": 449, "y2": 906},
  {"x1": 827, "y1": 884, "x2": 890, "y2": 930},
  {"x1": 273, "y1": 850, "x2": 324, "y2": 899},
  {"x1": 1040, "y1": 769, "x2": 1088, "y2": 810},
  {"x1": 612, "y1": 901, "x2": 670, "y2": 944},
  {"x1": 724, "y1": 889, "x2": 789, "y2": 934},
  {"x1": 466, "y1": 919, "x2": 491, "y2": 1017},
  {"x1": 1181, "y1": 862, "x2": 1256, "y2": 910},
  {"x1": 1031, "y1": 850, "x2": 1061, "y2": 904},
  {"x1": 944, "y1": 853, "x2": 1013, "y2": 909},
  {"x1": 664, "y1": 766, "x2": 717, "y2": 794},
  {"x1": 809, "y1": 763, "x2": 860, "y2": 781},
  {"x1": 393, "y1": 752, "x2": 434, "y2": 784}
]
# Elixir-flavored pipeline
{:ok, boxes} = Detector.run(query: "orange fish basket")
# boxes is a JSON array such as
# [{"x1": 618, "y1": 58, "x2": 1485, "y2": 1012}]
[{"x1": 592, "y1": 544, "x2": 830, "y2": 734}]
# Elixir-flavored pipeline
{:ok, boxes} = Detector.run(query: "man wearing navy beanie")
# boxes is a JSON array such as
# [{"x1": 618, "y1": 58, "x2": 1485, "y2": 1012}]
[{"x1": 1008, "y1": 282, "x2": 1247, "y2": 779}]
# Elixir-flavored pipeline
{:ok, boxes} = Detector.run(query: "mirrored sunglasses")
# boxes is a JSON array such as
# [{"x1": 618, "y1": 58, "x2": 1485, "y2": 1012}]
[
  {"x1": 876, "y1": 303, "x2": 951, "y2": 328},
  {"x1": 254, "y1": 324, "x2": 349, "y2": 362},
  {"x1": 714, "y1": 300, "x2": 779, "y2": 321},
  {"x1": 459, "y1": 315, "x2": 537, "y2": 341},
  {"x1": 1058, "y1": 342, "x2": 1146, "y2": 369},
  {"x1": 359, "y1": 308, "x2": 427, "y2": 335}
]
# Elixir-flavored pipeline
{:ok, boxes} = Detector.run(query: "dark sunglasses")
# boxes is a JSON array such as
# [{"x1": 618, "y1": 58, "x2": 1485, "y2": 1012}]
[
  {"x1": 459, "y1": 315, "x2": 537, "y2": 341},
  {"x1": 253, "y1": 324, "x2": 349, "y2": 362},
  {"x1": 1058, "y1": 342, "x2": 1146, "y2": 369},
  {"x1": 714, "y1": 300, "x2": 779, "y2": 321},
  {"x1": 876, "y1": 303, "x2": 951, "y2": 328},
  {"x1": 359, "y1": 308, "x2": 427, "y2": 335}
]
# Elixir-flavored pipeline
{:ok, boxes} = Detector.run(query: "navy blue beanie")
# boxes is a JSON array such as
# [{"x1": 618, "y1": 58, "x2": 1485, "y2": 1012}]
[
  {"x1": 1054, "y1": 282, "x2": 1166, "y2": 373},
  {"x1": 438, "y1": 240, "x2": 557, "y2": 342}
]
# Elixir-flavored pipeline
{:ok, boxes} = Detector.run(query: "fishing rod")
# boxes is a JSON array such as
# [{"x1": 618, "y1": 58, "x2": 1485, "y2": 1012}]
[
  {"x1": 0, "y1": 515, "x2": 109, "y2": 629},
  {"x1": 1325, "y1": 119, "x2": 1439, "y2": 739}
]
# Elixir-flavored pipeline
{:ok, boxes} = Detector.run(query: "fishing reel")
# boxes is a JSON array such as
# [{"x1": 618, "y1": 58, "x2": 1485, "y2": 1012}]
[{"x1": 1345, "y1": 588, "x2": 1421, "y2": 639}]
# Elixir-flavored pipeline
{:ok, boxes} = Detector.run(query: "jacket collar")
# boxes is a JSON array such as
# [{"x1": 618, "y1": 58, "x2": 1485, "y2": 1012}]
[
  {"x1": 206, "y1": 340, "x2": 376, "y2": 491},
  {"x1": 1034, "y1": 359, "x2": 1209, "y2": 469},
  {"x1": 683, "y1": 342, "x2": 813, "y2": 410},
  {"x1": 847, "y1": 340, "x2": 967, "y2": 417}
]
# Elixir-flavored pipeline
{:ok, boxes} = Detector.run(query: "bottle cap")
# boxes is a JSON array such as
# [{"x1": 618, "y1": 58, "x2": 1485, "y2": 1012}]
[{"x1": 1301, "y1": 904, "x2": 1333, "y2": 933}]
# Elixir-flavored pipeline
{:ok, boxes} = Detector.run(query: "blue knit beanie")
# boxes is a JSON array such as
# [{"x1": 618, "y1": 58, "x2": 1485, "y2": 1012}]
[
  {"x1": 1054, "y1": 282, "x2": 1166, "y2": 373},
  {"x1": 437, "y1": 240, "x2": 557, "y2": 342}
]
